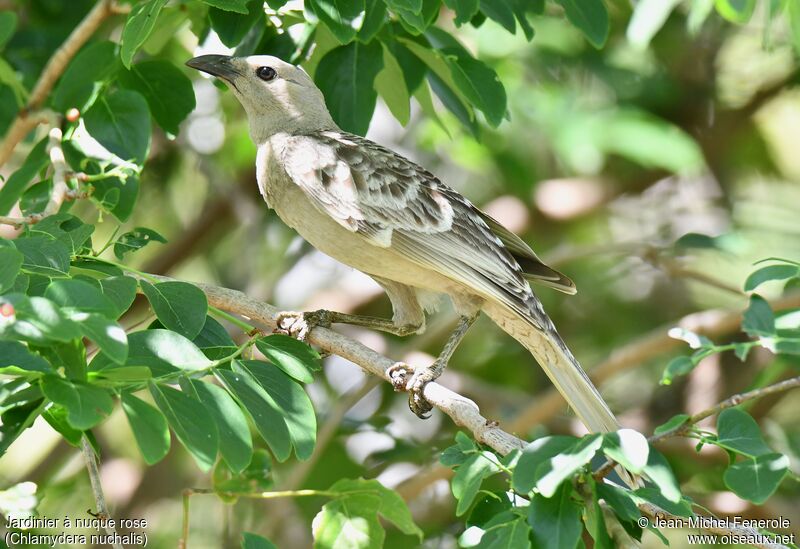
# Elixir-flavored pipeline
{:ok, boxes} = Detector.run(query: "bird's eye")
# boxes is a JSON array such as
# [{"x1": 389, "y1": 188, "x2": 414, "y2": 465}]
[{"x1": 256, "y1": 66, "x2": 277, "y2": 81}]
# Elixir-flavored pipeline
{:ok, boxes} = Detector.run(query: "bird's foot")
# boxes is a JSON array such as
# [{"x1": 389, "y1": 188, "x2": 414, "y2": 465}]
[
  {"x1": 274, "y1": 310, "x2": 331, "y2": 341},
  {"x1": 387, "y1": 361, "x2": 441, "y2": 419}
]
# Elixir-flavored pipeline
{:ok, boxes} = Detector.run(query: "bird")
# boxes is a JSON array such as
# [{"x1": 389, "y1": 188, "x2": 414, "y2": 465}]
[{"x1": 186, "y1": 54, "x2": 620, "y2": 433}]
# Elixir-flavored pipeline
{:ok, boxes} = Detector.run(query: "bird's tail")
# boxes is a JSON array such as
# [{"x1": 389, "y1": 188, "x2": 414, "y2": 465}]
[{"x1": 483, "y1": 301, "x2": 619, "y2": 433}]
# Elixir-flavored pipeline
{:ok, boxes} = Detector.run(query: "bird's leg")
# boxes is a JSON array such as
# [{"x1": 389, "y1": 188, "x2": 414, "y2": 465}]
[
  {"x1": 275, "y1": 309, "x2": 422, "y2": 341},
  {"x1": 391, "y1": 312, "x2": 480, "y2": 419}
]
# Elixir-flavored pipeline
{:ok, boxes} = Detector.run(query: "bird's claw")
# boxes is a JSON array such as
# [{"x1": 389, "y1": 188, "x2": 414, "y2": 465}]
[
  {"x1": 387, "y1": 362, "x2": 412, "y2": 392},
  {"x1": 274, "y1": 310, "x2": 331, "y2": 341},
  {"x1": 386, "y1": 361, "x2": 436, "y2": 419}
]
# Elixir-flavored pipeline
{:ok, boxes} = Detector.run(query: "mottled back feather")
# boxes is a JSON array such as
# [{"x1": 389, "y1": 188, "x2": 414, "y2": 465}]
[{"x1": 280, "y1": 130, "x2": 572, "y2": 324}]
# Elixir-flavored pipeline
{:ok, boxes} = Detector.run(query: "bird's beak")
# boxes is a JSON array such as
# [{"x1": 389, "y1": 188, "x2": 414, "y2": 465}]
[{"x1": 186, "y1": 55, "x2": 240, "y2": 81}]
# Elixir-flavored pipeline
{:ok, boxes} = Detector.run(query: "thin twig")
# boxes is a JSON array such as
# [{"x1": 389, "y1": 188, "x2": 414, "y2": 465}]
[
  {"x1": 80, "y1": 436, "x2": 123, "y2": 549},
  {"x1": 0, "y1": 0, "x2": 126, "y2": 167},
  {"x1": 652, "y1": 375, "x2": 800, "y2": 444}
]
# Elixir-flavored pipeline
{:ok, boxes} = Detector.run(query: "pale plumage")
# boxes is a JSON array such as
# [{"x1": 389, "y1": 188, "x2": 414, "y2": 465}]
[{"x1": 186, "y1": 54, "x2": 619, "y2": 433}]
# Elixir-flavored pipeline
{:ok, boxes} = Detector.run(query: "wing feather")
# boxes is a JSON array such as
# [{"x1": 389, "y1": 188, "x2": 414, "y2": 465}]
[{"x1": 281, "y1": 131, "x2": 562, "y2": 321}]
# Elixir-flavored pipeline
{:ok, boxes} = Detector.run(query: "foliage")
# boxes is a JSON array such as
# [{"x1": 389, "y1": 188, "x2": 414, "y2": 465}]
[{"x1": 1, "y1": 0, "x2": 799, "y2": 547}]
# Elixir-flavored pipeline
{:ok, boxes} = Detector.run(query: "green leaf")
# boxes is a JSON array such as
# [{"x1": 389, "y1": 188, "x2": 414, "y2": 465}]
[
  {"x1": 716, "y1": 408, "x2": 773, "y2": 457},
  {"x1": 96, "y1": 276, "x2": 138, "y2": 319},
  {"x1": 307, "y1": 0, "x2": 365, "y2": 43},
  {"x1": 510, "y1": 0, "x2": 536, "y2": 40},
  {"x1": 0, "y1": 341, "x2": 52, "y2": 375},
  {"x1": 554, "y1": 0, "x2": 609, "y2": 48},
  {"x1": 660, "y1": 355, "x2": 695, "y2": 385},
  {"x1": 255, "y1": 334, "x2": 319, "y2": 384},
  {"x1": 91, "y1": 173, "x2": 140, "y2": 222},
  {"x1": 641, "y1": 447, "x2": 681, "y2": 503},
  {"x1": 0, "y1": 399, "x2": 44, "y2": 455},
  {"x1": 241, "y1": 532, "x2": 277, "y2": 549},
  {"x1": 15, "y1": 236, "x2": 70, "y2": 277},
  {"x1": 723, "y1": 453, "x2": 789, "y2": 504},
  {"x1": 444, "y1": 0, "x2": 479, "y2": 26},
  {"x1": 385, "y1": 0, "x2": 422, "y2": 13},
  {"x1": 315, "y1": 40, "x2": 384, "y2": 135},
  {"x1": 653, "y1": 413, "x2": 689, "y2": 435},
  {"x1": 312, "y1": 491, "x2": 383, "y2": 548},
  {"x1": 536, "y1": 434, "x2": 602, "y2": 497},
  {"x1": 149, "y1": 382, "x2": 218, "y2": 471},
  {"x1": 452, "y1": 451, "x2": 501, "y2": 516},
  {"x1": 113, "y1": 227, "x2": 166, "y2": 259},
  {"x1": 40, "y1": 376, "x2": 114, "y2": 430},
  {"x1": 744, "y1": 264, "x2": 799, "y2": 292},
  {"x1": 527, "y1": 482, "x2": 582, "y2": 549},
  {"x1": 45, "y1": 279, "x2": 118, "y2": 319},
  {"x1": 0, "y1": 294, "x2": 82, "y2": 343},
  {"x1": 237, "y1": 360, "x2": 316, "y2": 460},
  {"x1": 84, "y1": 89, "x2": 151, "y2": 164},
  {"x1": 121, "y1": 392, "x2": 170, "y2": 465},
  {"x1": 742, "y1": 295, "x2": 775, "y2": 337},
  {"x1": 478, "y1": 515, "x2": 531, "y2": 548},
  {"x1": 0, "y1": 137, "x2": 48, "y2": 216},
  {"x1": 0, "y1": 11, "x2": 17, "y2": 50},
  {"x1": 374, "y1": 45, "x2": 410, "y2": 126},
  {"x1": 596, "y1": 483, "x2": 641, "y2": 523},
  {"x1": 42, "y1": 405, "x2": 83, "y2": 446},
  {"x1": 0, "y1": 57, "x2": 26, "y2": 107},
  {"x1": 72, "y1": 312, "x2": 128, "y2": 366},
  {"x1": 715, "y1": 0, "x2": 756, "y2": 24},
  {"x1": 217, "y1": 365, "x2": 292, "y2": 462},
  {"x1": 444, "y1": 49, "x2": 505, "y2": 127},
  {"x1": 479, "y1": 0, "x2": 516, "y2": 33},
  {"x1": 121, "y1": 0, "x2": 169, "y2": 68},
  {"x1": 52, "y1": 41, "x2": 119, "y2": 113},
  {"x1": 513, "y1": 435, "x2": 577, "y2": 493},
  {"x1": 209, "y1": 1, "x2": 264, "y2": 48},
  {"x1": 119, "y1": 60, "x2": 196, "y2": 135},
  {"x1": 200, "y1": 0, "x2": 250, "y2": 13},
  {"x1": 213, "y1": 448, "x2": 272, "y2": 494},
  {"x1": 393, "y1": 0, "x2": 439, "y2": 33},
  {"x1": 184, "y1": 379, "x2": 253, "y2": 474},
  {"x1": 91, "y1": 329, "x2": 212, "y2": 376},
  {"x1": 29, "y1": 214, "x2": 94, "y2": 256},
  {"x1": 602, "y1": 429, "x2": 649, "y2": 473},
  {"x1": 19, "y1": 179, "x2": 51, "y2": 216},
  {"x1": 141, "y1": 281, "x2": 208, "y2": 339},
  {"x1": 633, "y1": 487, "x2": 693, "y2": 517},
  {"x1": 0, "y1": 247, "x2": 23, "y2": 293},
  {"x1": 328, "y1": 478, "x2": 423, "y2": 538},
  {"x1": 192, "y1": 315, "x2": 237, "y2": 359},
  {"x1": 358, "y1": 0, "x2": 386, "y2": 42}
]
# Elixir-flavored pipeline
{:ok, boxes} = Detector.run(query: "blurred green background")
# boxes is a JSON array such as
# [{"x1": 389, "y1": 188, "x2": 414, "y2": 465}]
[{"x1": 1, "y1": 0, "x2": 799, "y2": 547}]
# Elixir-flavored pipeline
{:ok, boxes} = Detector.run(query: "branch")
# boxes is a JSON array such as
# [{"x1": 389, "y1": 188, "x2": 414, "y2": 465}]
[
  {"x1": 151, "y1": 275, "x2": 789, "y2": 547},
  {"x1": 651, "y1": 375, "x2": 800, "y2": 444},
  {"x1": 178, "y1": 279, "x2": 527, "y2": 455},
  {"x1": 0, "y1": 0, "x2": 127, "y2": 167},
  {"x1": 80, "y1": 437, "x2": 123, "y2": 549}
]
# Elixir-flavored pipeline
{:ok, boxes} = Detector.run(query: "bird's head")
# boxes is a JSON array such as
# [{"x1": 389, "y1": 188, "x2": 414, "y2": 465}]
[{"x1": 186, "y1": 54, "x2": 336, "y2": 142}]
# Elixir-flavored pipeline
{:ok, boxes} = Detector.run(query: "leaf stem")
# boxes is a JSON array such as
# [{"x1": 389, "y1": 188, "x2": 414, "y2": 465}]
[{"x1": 209, "y1": 305, "x2": 254, "y2": 332}]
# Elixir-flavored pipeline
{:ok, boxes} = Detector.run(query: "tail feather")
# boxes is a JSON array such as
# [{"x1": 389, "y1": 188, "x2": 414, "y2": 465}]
[{"x1": 483, "y1": 301, "x2": 619, "y2": 433}]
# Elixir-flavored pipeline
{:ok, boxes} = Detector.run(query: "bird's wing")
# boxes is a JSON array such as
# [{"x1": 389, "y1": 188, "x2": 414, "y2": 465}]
[{"x1": 281, "y1": 131, "x2": 545, "y2": 322}]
